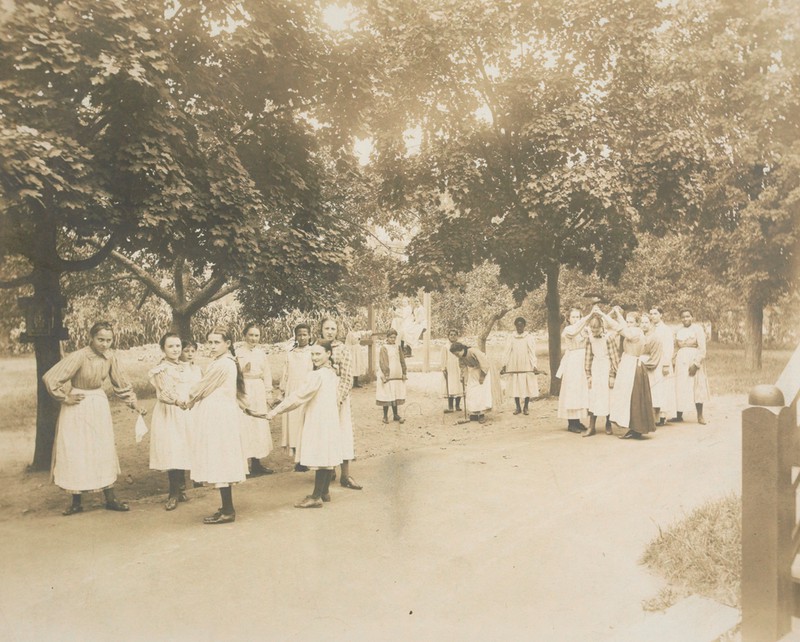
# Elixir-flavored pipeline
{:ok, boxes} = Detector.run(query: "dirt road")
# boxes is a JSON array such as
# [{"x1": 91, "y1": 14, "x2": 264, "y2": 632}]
[{"x1": 0, "y1": 390, "x2": 742, "y2": 641}]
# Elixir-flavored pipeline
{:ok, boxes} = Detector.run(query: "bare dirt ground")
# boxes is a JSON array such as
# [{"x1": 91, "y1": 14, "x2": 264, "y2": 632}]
[{"x1": 0, "y1": 380, "x2": 745, "y2": 641}]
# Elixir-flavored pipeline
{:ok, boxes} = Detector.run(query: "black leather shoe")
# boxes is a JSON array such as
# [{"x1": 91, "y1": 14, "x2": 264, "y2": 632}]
[
  {"x1": 340, "y1": 476, "x2": 362, "y2": 490},
  {"x1": 105, "y1": 499, "x2": 130, "y2": 512},
  {"x1": 203, "y1": 511, "x2": 235, "y2": 524},
  {"x1": 294, "y1": 496, "x2": 323, "y2": 508}
]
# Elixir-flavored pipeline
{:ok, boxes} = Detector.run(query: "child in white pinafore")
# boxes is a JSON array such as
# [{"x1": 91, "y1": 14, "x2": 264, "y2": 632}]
[
  {"x1": 441, "y1": 329, "x2": 464, "y2": 413},
  {"x1": 235, "y1": 323, "x2": 274, "y2": 477},
  {"x1": 185, "y1": 328, "x2": 249, "y2": 524},
  {"x1": 43, "y1": 321, "x2": 142, "y2": 516},
  {"x1": 556, "y1": 308, "x2": 592, "y2": 433},
  {"x1": 148, "y1": 333, "x2": 193, "y2": 510},
  {"x1": 501, "y1": 317, "x2": 540, "y2": 416},
  {"x1": 376, "y1": 328, "x2": 407, "y2": 424},
  {"x1": 280, "y1": 323, "x2": 313, "y2": 469},
  {"x1": 266, "y1": 341, "x2": 343, "y2": 508}
]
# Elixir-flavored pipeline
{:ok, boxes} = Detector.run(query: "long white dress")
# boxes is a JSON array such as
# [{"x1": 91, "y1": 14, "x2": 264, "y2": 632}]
[
  {"x1": 189, "y1": 355, "x2": 248, "y2": 486},
  {"x1": 235, "y1": 345, "x2": 273, "y2": 459},
  {"x1": 609, "y1": 329, "x2": 659, "y2": 433},
  {"x1": 271, "y1": 367, "x2": 343, "y2": 469},
  {"x1": 586, "y1": 334, "x2": 618, "y2": 418},
  {"x1": 557, "y1": 325, "x2": 589, "y2": 421},
  {"x1": 43, "y1": 347, "x2": 136, "y2": 493},
  {"x1": 461, "y1": 347, "x2": 494, "y2": 414},
  {"x1": 674, "y1": 324, "x2": 711, "y2": 411},
  {"x1": 345, "y1": 331, "x2": 369, "y2": 378},
  {"x1": 148, "y1": 361, "x2": 192, "y2": 471},
  {"x1": 404, "y1": 304, "x2": 427, "y2": 350},
  {"x1": 501, "y1": 331, "x2": 539, "y2": 398},
  {"x1": 440, "y1": 342, "x2": 464, "y2": 398},
  {"x1": 376, "y1": 343, "x2": 407, "y2": 405},
  {"x1": 649, "y1": 322, "x2": 676, "y2": 416},
  {"x1": 280, "y1": 344, "x2": 313, "y2": 449}
]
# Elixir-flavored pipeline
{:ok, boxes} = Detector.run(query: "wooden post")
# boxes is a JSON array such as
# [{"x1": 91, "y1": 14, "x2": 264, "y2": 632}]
[
  {"x1": 741, "y1": 384, "x2": 793, "y2": 642},
  {"x1": 367, "y1": 303, "x2": 375, "y2": 380},
  {"x1": 423, "y1": 291, "x2": 431, "y2": 373}
]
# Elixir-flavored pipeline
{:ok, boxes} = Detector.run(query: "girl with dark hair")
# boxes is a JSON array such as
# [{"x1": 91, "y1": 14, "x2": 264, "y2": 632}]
[
  {"x1": 280, "y1": 323, "x2": 314, "y2": 469},
  {"x1": 184, "y1": 328, "x2": 248, "y2": 524},
  {"x1": 500, "y1": 317, "x2": 540, "y2": 416},
  {"x1": 583, "y1": 313, "x2": 620, "y2": 436},
  {"x1": 449, "y1": 342, "x2": 497, "y2": 424},
  {"x1": 376, "y1": 328, "x2": 407, "y2": 424},
  {"x1": 441, "y1": 329, "x2": 464, "y2": 413},
  {"x1": 43, "y1": 321, "x2": 142, "y2": 515},
  {"x1": 179, "y1": 338, "x2": 202, "y2": 385},
  {"x1": 148, "y1": 333, "x2": 192, "y2": 510},
  {"x1": 235, "y1": 323, "x2": 274, "y2": 476},
  {"x1": 266, "y1": 340, "x2": 343, "y2": 508},
  {"x1": 607, "y1": 308, "x2": 660, "y2": 439},
  {"x1": 319, "y1": 317, "x2": 362, "y2": 490},
  {"x1": 672, "y1": 309, "x2": 711, "y2": 424}
]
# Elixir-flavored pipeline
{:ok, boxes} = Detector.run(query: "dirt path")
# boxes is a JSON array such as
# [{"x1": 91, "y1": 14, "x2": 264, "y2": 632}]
[{"x1": 0, "y1": 380, "x2": 744, "y2": 641}]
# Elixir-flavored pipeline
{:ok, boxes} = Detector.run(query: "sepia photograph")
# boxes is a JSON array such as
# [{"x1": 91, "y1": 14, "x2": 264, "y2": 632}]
[{"x1": 0, "y1": 0, "x2": 798, "y2": 640}]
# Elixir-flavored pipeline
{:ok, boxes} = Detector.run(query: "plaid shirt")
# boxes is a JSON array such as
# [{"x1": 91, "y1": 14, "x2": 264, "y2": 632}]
[
  {"x1": 331, "y1": 341, "x2": 353, "y2": 406},
  {"x1": 584, "y1": 334, "x2": 620, "y2": 378}
]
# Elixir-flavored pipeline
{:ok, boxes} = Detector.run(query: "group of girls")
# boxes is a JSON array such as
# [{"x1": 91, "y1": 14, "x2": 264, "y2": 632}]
[
  {"x1": 556, "y1": 304, "x2": 710, "y2": 440},
  {"x1": 44, "y1": 317, "x2": 363, "y2": 522}
]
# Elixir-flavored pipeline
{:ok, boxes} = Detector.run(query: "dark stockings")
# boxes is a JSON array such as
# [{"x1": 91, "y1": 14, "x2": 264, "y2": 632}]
[
  {"x1": 219, "y1": 486, "x2": 234, "y2": 515},
  {"x1": 167, "y1": 469, "x2": 182, "y2": 499},
  {"x1": 312, "y1": 470, "x2": 331, "y2": 499},
  {"x1": 515, "y1": 397, "x2": 522, "y2": 412},
  {"x1": 70, "y1": 493, "x2": 81, "y2": 509},
  {"x1": 391, "y1": 402, "x2": 399, "y2": 420},
  {"x1": 523, "y1": 397, "x2": 530, "y2": 413}
]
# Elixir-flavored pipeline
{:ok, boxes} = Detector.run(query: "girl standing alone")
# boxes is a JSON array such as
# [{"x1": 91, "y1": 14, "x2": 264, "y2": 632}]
[
  {"x1": 184, "y1": 328, "x2": 249, "y2": 524},
  {"x1": 43, "y1": 321, "x2": 141, "y2": 515},
  {"x1": 376, "y1": 328, "x2": 407, "y2": 424}
]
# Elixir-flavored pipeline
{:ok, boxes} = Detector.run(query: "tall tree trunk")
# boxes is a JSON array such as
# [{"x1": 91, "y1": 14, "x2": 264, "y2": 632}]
[
  {"x1": 478, "y1": 307, "x2": 511, "y2": 353},
  {"x1": 30, "y1": 268, "x2": 66, "y2": 471},
  {"x1": 171, "y1": 309, "x2": 193, "y2": 340},
  {"x1": 545, "y1": 263, "x2": 561, "y2": 395},
  {"x1": 744, "y1": 295, "x2": 763, "y2": 371}
]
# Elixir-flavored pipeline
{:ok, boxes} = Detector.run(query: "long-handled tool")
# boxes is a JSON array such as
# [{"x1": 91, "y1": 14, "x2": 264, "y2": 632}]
[{"x1": 455, "y1": 375, "x2": 471, "y2": 425}]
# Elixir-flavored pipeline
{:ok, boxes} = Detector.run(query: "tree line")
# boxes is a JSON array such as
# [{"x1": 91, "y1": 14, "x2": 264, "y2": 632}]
[{"x1": 1, "y1": 0, "x2": 798, "y2": 467}]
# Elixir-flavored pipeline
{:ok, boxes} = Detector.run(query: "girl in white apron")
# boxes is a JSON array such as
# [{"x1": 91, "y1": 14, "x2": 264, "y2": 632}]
[
  {"x1": 376, "y1": 329, "x2": 407, "y2": 423},
  {"x1": 43, "y1": 321, "x2": 141, "y2": 515}
]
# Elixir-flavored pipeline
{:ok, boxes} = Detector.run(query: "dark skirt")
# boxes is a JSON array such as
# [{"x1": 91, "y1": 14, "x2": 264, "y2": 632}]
[{"x1": 630, "y1": 363, "x2": 656, "y2": 435}]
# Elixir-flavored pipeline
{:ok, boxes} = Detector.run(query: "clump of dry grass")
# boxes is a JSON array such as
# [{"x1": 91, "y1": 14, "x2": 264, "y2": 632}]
[{"x1": 641, "y1": 493, "x2": 741, "y2": 608}]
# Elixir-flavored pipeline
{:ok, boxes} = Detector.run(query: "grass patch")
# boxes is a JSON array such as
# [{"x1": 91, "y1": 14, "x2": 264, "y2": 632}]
[
  {"x1": 641, "y1": 493, "x2": 741, "y2": 609},
  {"x1": 0, "y1": 355, "x2": 37, "y2": 432},
  {"x1": 705, "y1": 344, "x2": 793, "y2": 396}
]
